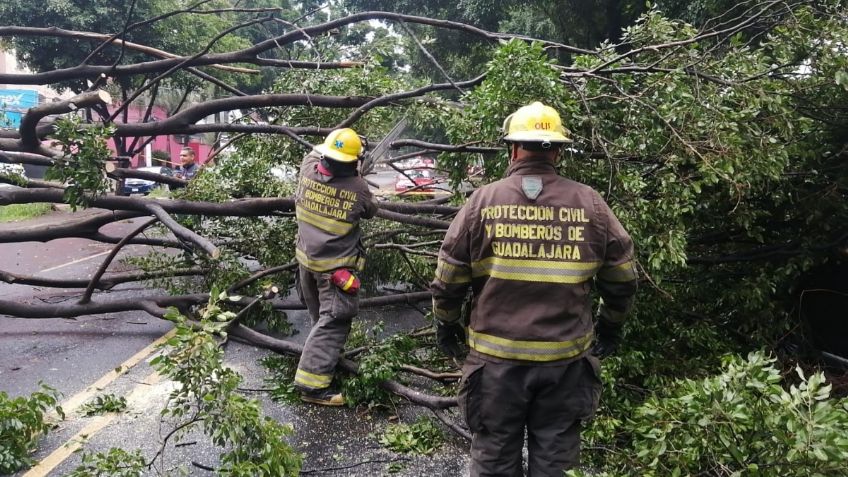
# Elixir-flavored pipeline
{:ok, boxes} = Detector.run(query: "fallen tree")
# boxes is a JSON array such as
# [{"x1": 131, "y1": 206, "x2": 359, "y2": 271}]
[{"x1": 1, "y1": 1, "x2": 847, "y2": 475}]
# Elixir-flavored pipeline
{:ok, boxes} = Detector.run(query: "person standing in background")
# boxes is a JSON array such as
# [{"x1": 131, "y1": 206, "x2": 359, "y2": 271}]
[{"x1": 175, "y1": 147, "x2": 198, "y2": 180}]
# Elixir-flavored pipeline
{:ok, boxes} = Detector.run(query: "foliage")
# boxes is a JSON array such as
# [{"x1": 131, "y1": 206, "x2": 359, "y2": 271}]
[
  {"x1": 0, "y1": 203, "x2": 53, "y2": 222},
  {"x1": 257, "y1": 62, "x2": 408, "y2": 172},
  {"x1": 0, "y1": 163, "x2": 27, "y2": 187},
  {"x1": 260, "y1": 354, "x2": 301, "y2": 404},
  {"x1": 67, "y1": 448, "x2": 146, "y2": 477},
  {"x1": 45, "y1": 116, "x2": 115, "y2": 210},
  {"x1": 379, "y1": 415, "x2": 444, "y2": 455},
  {"x1": 79, "y1": 394, "x2": 128, "y2": 416},
  {"x1": 69, "y1": 293, "x2": 302, "y2": 476},
  {"x1": 342, "y1": 333, "x2": 419, "y2": 406},
  {"x1": 0, "y1": 0, "x2": 256, "y2": 92},
  {"x1": 571, "y1": 352, "x2": 848, "y2": 477},
  {"x1": 444, "y1": 39, "x2": 574, "y2": 183},
  {"x1": 344, "y1": 0, "x2": 649, "y2": 80},
  {"x1": 360, "y1": 221, "x2": 440, "y2": 293},
  {"x1": 155, "y1": 295, "x2": 302, "y2": 475},
  {"x1": 0, "y1": 384, "x2": 63, "y2": 474}
]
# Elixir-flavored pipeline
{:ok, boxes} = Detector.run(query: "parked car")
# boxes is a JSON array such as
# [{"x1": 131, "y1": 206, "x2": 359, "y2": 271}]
[
  {"x1": 121, "y1": 166, "x2": 173, "y2": 195},
  {"x1": 395, "y1": 168, "x2": 436, "y2": 194},
  {"x1": 0, "y1": 163, "x2": 27, "y2": 188}
]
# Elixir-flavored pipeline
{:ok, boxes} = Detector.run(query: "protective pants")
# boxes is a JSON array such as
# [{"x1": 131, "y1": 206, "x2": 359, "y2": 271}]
[
  {"x1": 458, "y1": 353, "x2": 602, "y2": 477},
  {"x1": 294, "y1": 266, "x2": 359, "y2": 390}
]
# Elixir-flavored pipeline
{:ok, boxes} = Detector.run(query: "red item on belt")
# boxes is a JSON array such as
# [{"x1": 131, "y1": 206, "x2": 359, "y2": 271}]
[{"x1": 330, "y1": 269, "x2": 360, "y2": 294}]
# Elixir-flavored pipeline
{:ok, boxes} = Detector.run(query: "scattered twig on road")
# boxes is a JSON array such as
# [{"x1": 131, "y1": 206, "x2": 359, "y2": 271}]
[
  {"x1": 191, "y1": 461, "x2": 216, "y2": 472},
  {"x1": 236, "y1": 387, "x2": 274, "y2": 393},
  {"x1": 300, "y1": 457, "x2": 411, "y2": 474},
  {"x1": 400, "y1": 364, "x2": 461, "y2": 382}
]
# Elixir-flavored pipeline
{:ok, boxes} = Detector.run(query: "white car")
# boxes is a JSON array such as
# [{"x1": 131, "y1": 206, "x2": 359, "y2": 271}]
[{"x1": 0, "y1": 163, "x2": 27, "y2": 188}]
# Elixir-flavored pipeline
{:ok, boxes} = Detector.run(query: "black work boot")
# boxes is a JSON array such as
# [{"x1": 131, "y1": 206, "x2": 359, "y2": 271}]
[{"x1": 299, "y1": 387, "x2": 345, "y2": 406}]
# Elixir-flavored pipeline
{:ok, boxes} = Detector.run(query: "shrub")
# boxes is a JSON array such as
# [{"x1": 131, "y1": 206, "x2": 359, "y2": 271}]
[{"x1": 0, "y1": 384, "x2": 63, "y2": 474}]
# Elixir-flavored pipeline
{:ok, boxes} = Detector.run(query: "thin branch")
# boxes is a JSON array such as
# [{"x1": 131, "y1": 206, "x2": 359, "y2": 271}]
[
  {"x1": 205, "y1": 133, "x2": 248, "y2": 165},
  {"x1": 400, "y1": 22, "x2": 462, "y2": 93},
  {"x1": 145, "y1": 203, "x2": 220, "y2": 258},
  {"x1": 80, "y1": 217, "x2": 159, "y2": 305},
  {"x1": 389, "y1": 139, "x2": 502, "y2": 153},
  {"x1": 0, "y1": 27, "x2": 258, "y2": 75},
  {"x1": 109, "y1": 15, "x2": 277, "y2": 122},
  {"x1": 400, "y1": 364, "x2": 461, "y2": 382},
  {"x1": 335, "y1": 74, "x2": 485, "y2": 128},
  {"x1": 300, "y1": 457, "x2": 411, "y2": 474},
  {"x1": 227, "y1": 262, "x2": 297, "y2": 293}
]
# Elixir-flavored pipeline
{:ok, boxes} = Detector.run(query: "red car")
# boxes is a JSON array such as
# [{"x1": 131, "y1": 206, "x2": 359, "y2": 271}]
[{"x1": 395, "y1": 168, "x2": 435, "y2": 194}]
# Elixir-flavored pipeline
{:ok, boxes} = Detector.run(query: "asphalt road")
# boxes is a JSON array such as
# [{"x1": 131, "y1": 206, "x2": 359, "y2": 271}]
[{"x1": 0, "y1": 208, "x2": 471, "y2": 477}]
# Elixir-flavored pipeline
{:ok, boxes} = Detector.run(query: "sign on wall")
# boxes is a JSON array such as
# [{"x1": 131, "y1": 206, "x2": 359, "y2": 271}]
[{"x1": 0, "y1": 89, "x2": 39, "y2": 129}]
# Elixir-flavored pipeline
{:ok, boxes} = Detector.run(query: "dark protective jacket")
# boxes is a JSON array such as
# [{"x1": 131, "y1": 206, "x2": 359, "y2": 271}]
[
  {"x1": 295, "y1": 152, "x2": 378, "y2": 272},
  {"x1": 431, "y1": 157, "x2": 637, "y2": 363}
]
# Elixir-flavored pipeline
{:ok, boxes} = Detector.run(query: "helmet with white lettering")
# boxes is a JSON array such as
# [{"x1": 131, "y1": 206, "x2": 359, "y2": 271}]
[
  {"x1": 314, "y1": 128, "x2": 364, "y2": 163},
  {"x1": 502, "y1": 102, "x2": 571, "y2": 145}
]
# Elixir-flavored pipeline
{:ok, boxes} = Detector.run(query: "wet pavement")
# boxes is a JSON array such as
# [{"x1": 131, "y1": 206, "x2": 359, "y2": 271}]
[{"x1": 0, "y1": 208, "x2": 471, "y2": 476}]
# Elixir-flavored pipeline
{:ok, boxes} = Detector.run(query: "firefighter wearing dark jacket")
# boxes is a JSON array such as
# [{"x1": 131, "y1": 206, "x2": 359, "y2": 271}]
[
  {"x1": 294, "y1": 128, "x2": 378, "y2": 406},
  {"x1": 431, "y1": 102, "x2": 638, "y2": 476}
]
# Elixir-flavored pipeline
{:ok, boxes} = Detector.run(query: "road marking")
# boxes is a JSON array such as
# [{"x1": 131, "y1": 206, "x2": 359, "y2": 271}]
[
  {"x1": 38, "y1": 251, "x2": 112, "y2": 273},
  {"x1": 56, "y1": 328, "x2": 176, "y2": 417},
  {"x1": 24, "y1": 370, "x2": 164, "y2": 477}
]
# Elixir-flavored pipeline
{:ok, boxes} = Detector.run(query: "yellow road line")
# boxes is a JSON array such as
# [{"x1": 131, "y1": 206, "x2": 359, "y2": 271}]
[
  {"x1": 57, "y1": 328, "x2": 176, "y2": 417},
  {"x1": 24, "y1": 370, "x2": 164, "y2": 477},
  {"x1": 39, "y1": 251, "x2": 112, "y2": 273}
]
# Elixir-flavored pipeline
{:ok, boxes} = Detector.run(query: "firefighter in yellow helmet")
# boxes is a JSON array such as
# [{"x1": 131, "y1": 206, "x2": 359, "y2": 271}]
[
  {"x1": 293, "y1": 128, "x2": 378, "y2": 406},
  {"x1": 431, "y1": 102, "x2": 638, "y2": 475}
]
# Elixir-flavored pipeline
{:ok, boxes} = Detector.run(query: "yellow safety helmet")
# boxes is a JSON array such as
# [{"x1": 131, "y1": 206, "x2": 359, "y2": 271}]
[
  {"x1": 314, "y1": 128, "x2": 364, "y2": 163},
  {"x1": 502, "y1": 102, "x2": 572, "y2": 145}
]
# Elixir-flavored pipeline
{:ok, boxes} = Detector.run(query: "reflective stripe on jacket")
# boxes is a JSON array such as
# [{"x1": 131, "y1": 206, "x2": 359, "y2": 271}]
[
  {"x1": 431, "y1": 157, "x2": 637, "y2": 363},
  {"x1": 295, "y1": 152, "x2": 377, "y2": 273}
]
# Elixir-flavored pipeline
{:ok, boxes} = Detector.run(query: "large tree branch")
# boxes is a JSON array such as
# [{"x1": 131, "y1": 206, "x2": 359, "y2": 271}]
[
  {"x1": 390, "y1": 139, "x2": 502, "y2": 153},
  {"x1": 0, "y1": 291, "x2": 432, "y2": 319},
  {"x1": 0, "y1": 188, "x2": 295, "y2": 216},
  {"x1": 245, "y1": 11, "x2": 595, "y2": 57},
  {"x1": 0, "y1": 189, "x2": 457, "y2": 230},
  {"x1": 0, "y1": 26, "x2": 259, "y2": 74},
  {"x1": 335, "y1": 75, "x2": 486, "y2": 128},
  {"x1": 0, "y1": 12, "x2": 592, "y2": 86},
  {"x1": 0, "y1": 209, "x2": 143, "y2": 243},
  {"x1": 375, "y1": 210, "x2": 451, "y2": 229},
  {"x1": 109, "y1": 168, "x2": 188, "y2": 188},
  {"x1": 0, "y1": 268, "x2": 203, "y2": 290},
  {"x1": 112, "y1": 94, "x2": 372, "y2": 137},
  {"x1": 112, "y1": 122, "x2": 330, "y2": 138},
  {"x1": 18, "y1": 90, "x2": 112, "y2": 149},
  {"x1": 145, "y1": 203, "x2": 220, "y2": 258},
  {"x1": 0, "y1": 294, "x2": 210, "y2": 319}
]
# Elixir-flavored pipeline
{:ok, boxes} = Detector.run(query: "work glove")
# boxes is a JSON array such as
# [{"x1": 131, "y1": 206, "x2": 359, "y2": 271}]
[
  {"x1": 436, "y1": 321, "x2": 466, "y2": 358},
  {"x1": 591, "y1": 320, "x2": 622, "y2": 359}
]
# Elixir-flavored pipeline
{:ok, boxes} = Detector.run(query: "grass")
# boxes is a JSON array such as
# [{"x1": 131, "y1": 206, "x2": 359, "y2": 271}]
[{"x1": 0, "y1": 203, "x2": 53, "y2": 222}]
